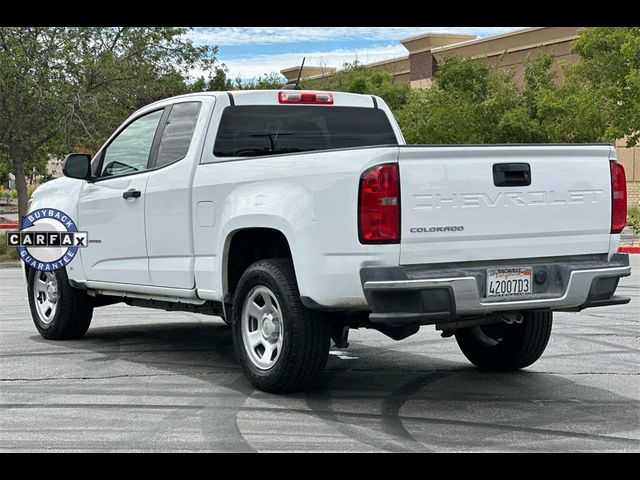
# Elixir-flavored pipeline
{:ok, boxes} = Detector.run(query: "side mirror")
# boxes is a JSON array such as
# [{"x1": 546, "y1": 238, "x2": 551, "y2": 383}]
[{"x1": 62, "y1": 153, "x2": 92, "y2": 180}]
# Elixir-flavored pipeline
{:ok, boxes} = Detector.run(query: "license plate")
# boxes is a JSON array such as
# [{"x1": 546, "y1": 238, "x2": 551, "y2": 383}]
[{"x1": 486, "y1": 267, "x2": 532, "y2": 298}]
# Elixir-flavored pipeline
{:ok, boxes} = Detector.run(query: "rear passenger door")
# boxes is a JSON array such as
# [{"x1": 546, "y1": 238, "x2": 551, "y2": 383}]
[{"x1": 145, "y1": 99, "x2": 211, "y2": 289}]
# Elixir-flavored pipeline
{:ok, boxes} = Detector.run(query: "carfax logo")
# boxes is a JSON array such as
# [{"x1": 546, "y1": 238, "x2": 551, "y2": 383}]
[{"x1": 5, "y1": 208, "x2": 88, "y2": 272}]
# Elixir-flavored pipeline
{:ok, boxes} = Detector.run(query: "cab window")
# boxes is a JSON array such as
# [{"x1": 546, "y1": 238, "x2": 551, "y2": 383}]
[
  {"x1": 154, "y1": 102, "x2": 202, "y2": 168},
  {"x1": 100, "y1": 109, "x2": 164, "y2": 177}
]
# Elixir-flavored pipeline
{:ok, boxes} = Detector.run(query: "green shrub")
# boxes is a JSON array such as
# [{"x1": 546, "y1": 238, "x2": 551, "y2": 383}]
[
  {"x1": 0, "y1": 232, "x2": 20, "y2": 261},
  {"x1": 628, "y1": 206, "x2": 640, "y2": 234},
  {"x1": 305, "y1": 62, "x2": 411, "y2": 112},
  {"x1": 27, "y1": 185, "x2": 37, "y2": 199}
]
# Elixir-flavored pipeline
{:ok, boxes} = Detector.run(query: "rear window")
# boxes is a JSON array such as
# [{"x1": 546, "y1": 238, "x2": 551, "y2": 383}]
[
  {"x1": 213, "y1": 105, "x2": 398, "y2": 158},
  {"x1": 155, "y1": 102, "x2": 201, "y2": 168}
]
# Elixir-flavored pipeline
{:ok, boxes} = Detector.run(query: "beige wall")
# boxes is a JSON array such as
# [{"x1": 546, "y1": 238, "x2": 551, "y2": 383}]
[
  {"x1": 628, "y1": 180, "x2": 640, "y2": 208},
  {"x1": 483, "y1": 41, "x2": 579, "y2": 86},
  {"x1": 291, "y1": 57, "x2": 411, "y2": 85},
  {"x1": 285, "y1": 28, "x2": 582, "y2": 87},
  {"x1": 366, "y1": 57, "x2": 411, "y2": 85},
  {"x1": 615, "y1": 139, "x2": 640, "y2": 206},
  {"x1": 281, "y1": 66, "x2": 336, "y2": 82},
  {"x1": 432, "y1": 27, "x2": 579, "y2": 58},
  {"x1": 410, "y1": 78, "x2": 434, "y2": 89},
  {"x1": 393, "y1": 72, "x2": 411, "y2": 85},
  {"x1": 432, "y1": 27, "x2": 580, "y2": 87}
]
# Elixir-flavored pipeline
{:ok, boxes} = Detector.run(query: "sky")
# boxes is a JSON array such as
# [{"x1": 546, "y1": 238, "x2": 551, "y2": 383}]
[{"x1": 188, "y1": 27, "x2": 526, "y2": 81}]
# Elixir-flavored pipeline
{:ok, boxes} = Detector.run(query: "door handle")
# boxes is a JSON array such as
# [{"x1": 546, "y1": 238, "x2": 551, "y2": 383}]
[
  {"x1": 493, "y1": 163, "x2": 531, "y2": 187},
  {"x1": 122, "y1": 189, "x2": 142, "y2": 199}
]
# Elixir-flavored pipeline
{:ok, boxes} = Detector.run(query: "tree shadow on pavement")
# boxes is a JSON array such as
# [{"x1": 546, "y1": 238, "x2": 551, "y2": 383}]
[{"x1": 30, "y1": 317, "x2": 640, "y2": 452}]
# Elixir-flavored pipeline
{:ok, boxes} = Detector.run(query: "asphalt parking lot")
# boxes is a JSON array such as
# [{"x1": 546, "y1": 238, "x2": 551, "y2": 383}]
[{"x1": 0, "y1": 258, "x2": 638, "y2": 452}]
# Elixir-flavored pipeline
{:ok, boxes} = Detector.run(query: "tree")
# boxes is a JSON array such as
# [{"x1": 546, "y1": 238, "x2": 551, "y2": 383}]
[
  {"x1": 235, "y1": 72, "x2": 286, "y2": 90},
  {"x1": 0, "y1": 154, "x2": 10, "y2": 186},
  {"x1": 190, "y1": 69, "x2": 285, "y2": 92},
  {"x1": 571, "y1": 27, "x2": 640, "y2": 146},
  {"x1": 397, "y1": 55, "x2": 526, "y2": 144},
  {"x1": 0, "y1": 27, "x2": 219, "y2": 218},
  {"x1": 396, "y1": 28, "x2": 640, "y2": 147},
  {"x1": 305, "y1": 61, "x2": 411, "y2": 111},
  {"x1": 190, "y1": 66, "x2": 234, "y2": 92},
  {"x1": 396, "y1": 53, "x2": 610, "y2": 145}
]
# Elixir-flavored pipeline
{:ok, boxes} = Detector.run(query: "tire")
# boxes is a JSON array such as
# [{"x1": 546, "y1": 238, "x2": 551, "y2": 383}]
[
  {"x1": 455, "y1": 311, "x2": 552, "y2": 371},
  {"x1": 232, "y1": 259, "x2": 331, "y2": 393},
  {"x1": 27, "y1": 268, "x2": 93, "y2": 340}
]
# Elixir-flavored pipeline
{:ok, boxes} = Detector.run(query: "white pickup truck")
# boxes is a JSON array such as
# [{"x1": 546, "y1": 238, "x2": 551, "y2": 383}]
[{"x1": 24, "y1": 89, "x2": 631, "y2": 393}]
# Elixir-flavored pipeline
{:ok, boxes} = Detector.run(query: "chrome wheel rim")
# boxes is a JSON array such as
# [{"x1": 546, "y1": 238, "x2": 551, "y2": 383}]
[
  {"x1": 241, "y1": 286, "x2": 284, "y2": 370},
  {"x1": 33, "y1": 271, "x2": 59, "y2": 325}
]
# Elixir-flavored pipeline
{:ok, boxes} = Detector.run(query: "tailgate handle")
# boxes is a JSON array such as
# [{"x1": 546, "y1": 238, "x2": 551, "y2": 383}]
[{"x1": 493, "y1": 163, "x2": 531, "y2": 187}]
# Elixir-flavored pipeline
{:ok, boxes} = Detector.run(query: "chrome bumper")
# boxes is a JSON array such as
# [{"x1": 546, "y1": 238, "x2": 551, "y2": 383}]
[{"x1": 361, "y1": 254, "x2": 631, "y2": 325}]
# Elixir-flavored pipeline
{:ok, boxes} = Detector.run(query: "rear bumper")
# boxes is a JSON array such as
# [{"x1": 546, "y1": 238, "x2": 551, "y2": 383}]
[{"x1": 360, "y1": 254, "x2": 631, "y2": 326}]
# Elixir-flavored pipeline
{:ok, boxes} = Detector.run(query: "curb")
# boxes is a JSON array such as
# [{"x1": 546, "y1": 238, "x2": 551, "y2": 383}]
[
  {"x1": 0, "y1": 261, "x2": 21, "y2": 269},
  {"x1": 618, "y1": 246, "x2": 640, "y2": 254},
  {"x1": 0, "y1": 224, "x2": 18, "y2": 230}
]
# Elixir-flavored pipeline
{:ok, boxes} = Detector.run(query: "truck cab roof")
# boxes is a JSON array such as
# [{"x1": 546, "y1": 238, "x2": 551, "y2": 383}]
[{"x1": 145, "y1": 89, "x2": 381, "y2": 109}]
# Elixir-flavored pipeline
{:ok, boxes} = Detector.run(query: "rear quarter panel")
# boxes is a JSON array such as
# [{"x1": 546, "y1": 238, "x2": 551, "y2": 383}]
[{"x1": 192, "y1": 146, "x2": 401, "y2": 307}]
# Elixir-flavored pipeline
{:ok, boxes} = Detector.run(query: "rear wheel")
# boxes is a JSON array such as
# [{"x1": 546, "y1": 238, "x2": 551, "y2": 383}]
[
  {"x1": 27, "y1": 268, "x2": 93, "y2": 340},
  {"x1": 232, "y1": 259, "x2": 331, "y2": 393},
  {"x1": 455, "y1": 311, "x2": 552, "y2": 371}
]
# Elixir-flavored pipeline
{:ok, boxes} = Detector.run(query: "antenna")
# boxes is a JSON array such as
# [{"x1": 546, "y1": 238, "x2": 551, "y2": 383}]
[{"x1": 292, "y1": 57, "x2": 305, "y2": 90}]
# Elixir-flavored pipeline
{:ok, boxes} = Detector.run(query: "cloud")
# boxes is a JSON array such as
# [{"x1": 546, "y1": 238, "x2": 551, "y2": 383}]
[
  {"x1": 203, "y1": 43, "x2": 410, "y2": 80},
  {"x1": 189, "y1": 27, "x2": 523, "y2": 46},
  {"x1": 186, "y1": 27, "x2": 527, "y2": 81}
]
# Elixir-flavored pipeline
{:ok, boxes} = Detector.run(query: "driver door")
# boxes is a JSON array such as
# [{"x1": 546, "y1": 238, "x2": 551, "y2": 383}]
[{"x1": 77, "y1": 108, "x2": 166, "y2": 285}]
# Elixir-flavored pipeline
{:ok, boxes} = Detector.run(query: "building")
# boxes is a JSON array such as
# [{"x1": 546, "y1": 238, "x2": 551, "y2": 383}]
[{"x1": 281, "y1": 27, "x2": 639, "y2": 206}]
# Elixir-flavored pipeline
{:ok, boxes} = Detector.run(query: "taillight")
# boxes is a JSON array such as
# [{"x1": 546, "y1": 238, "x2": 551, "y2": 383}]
[
  {"x1": 278, "y1": 90, "x2": 334, "y2": 105},
  {"x1": 358, "y1": 163, "x2": 400, "y2": 244},
  {"x1": 610, "y1": 161, "x2": 627, "y2": 233}
]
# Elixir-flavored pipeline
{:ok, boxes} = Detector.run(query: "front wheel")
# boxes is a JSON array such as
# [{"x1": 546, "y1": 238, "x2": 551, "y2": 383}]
[
  {"x1": 232, "y1": 259, "x2": 331, "y2": 393},
  {"x1": 27, "y1": 268, "x2": 93, "y2": 340},
  {"x1": 455, "y1": 311, "x2": 553, "y2": 371}
]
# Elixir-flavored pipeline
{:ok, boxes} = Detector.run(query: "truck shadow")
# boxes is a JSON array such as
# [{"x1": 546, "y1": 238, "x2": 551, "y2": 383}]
[{"x1": 35, "y1": 318, "x2": 640, "y2": 452}]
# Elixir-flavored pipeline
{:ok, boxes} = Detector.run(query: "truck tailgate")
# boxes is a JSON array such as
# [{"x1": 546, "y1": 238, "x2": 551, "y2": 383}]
[{"x1": 398, "y1": 145, "x2": 613, "y2": 265}]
